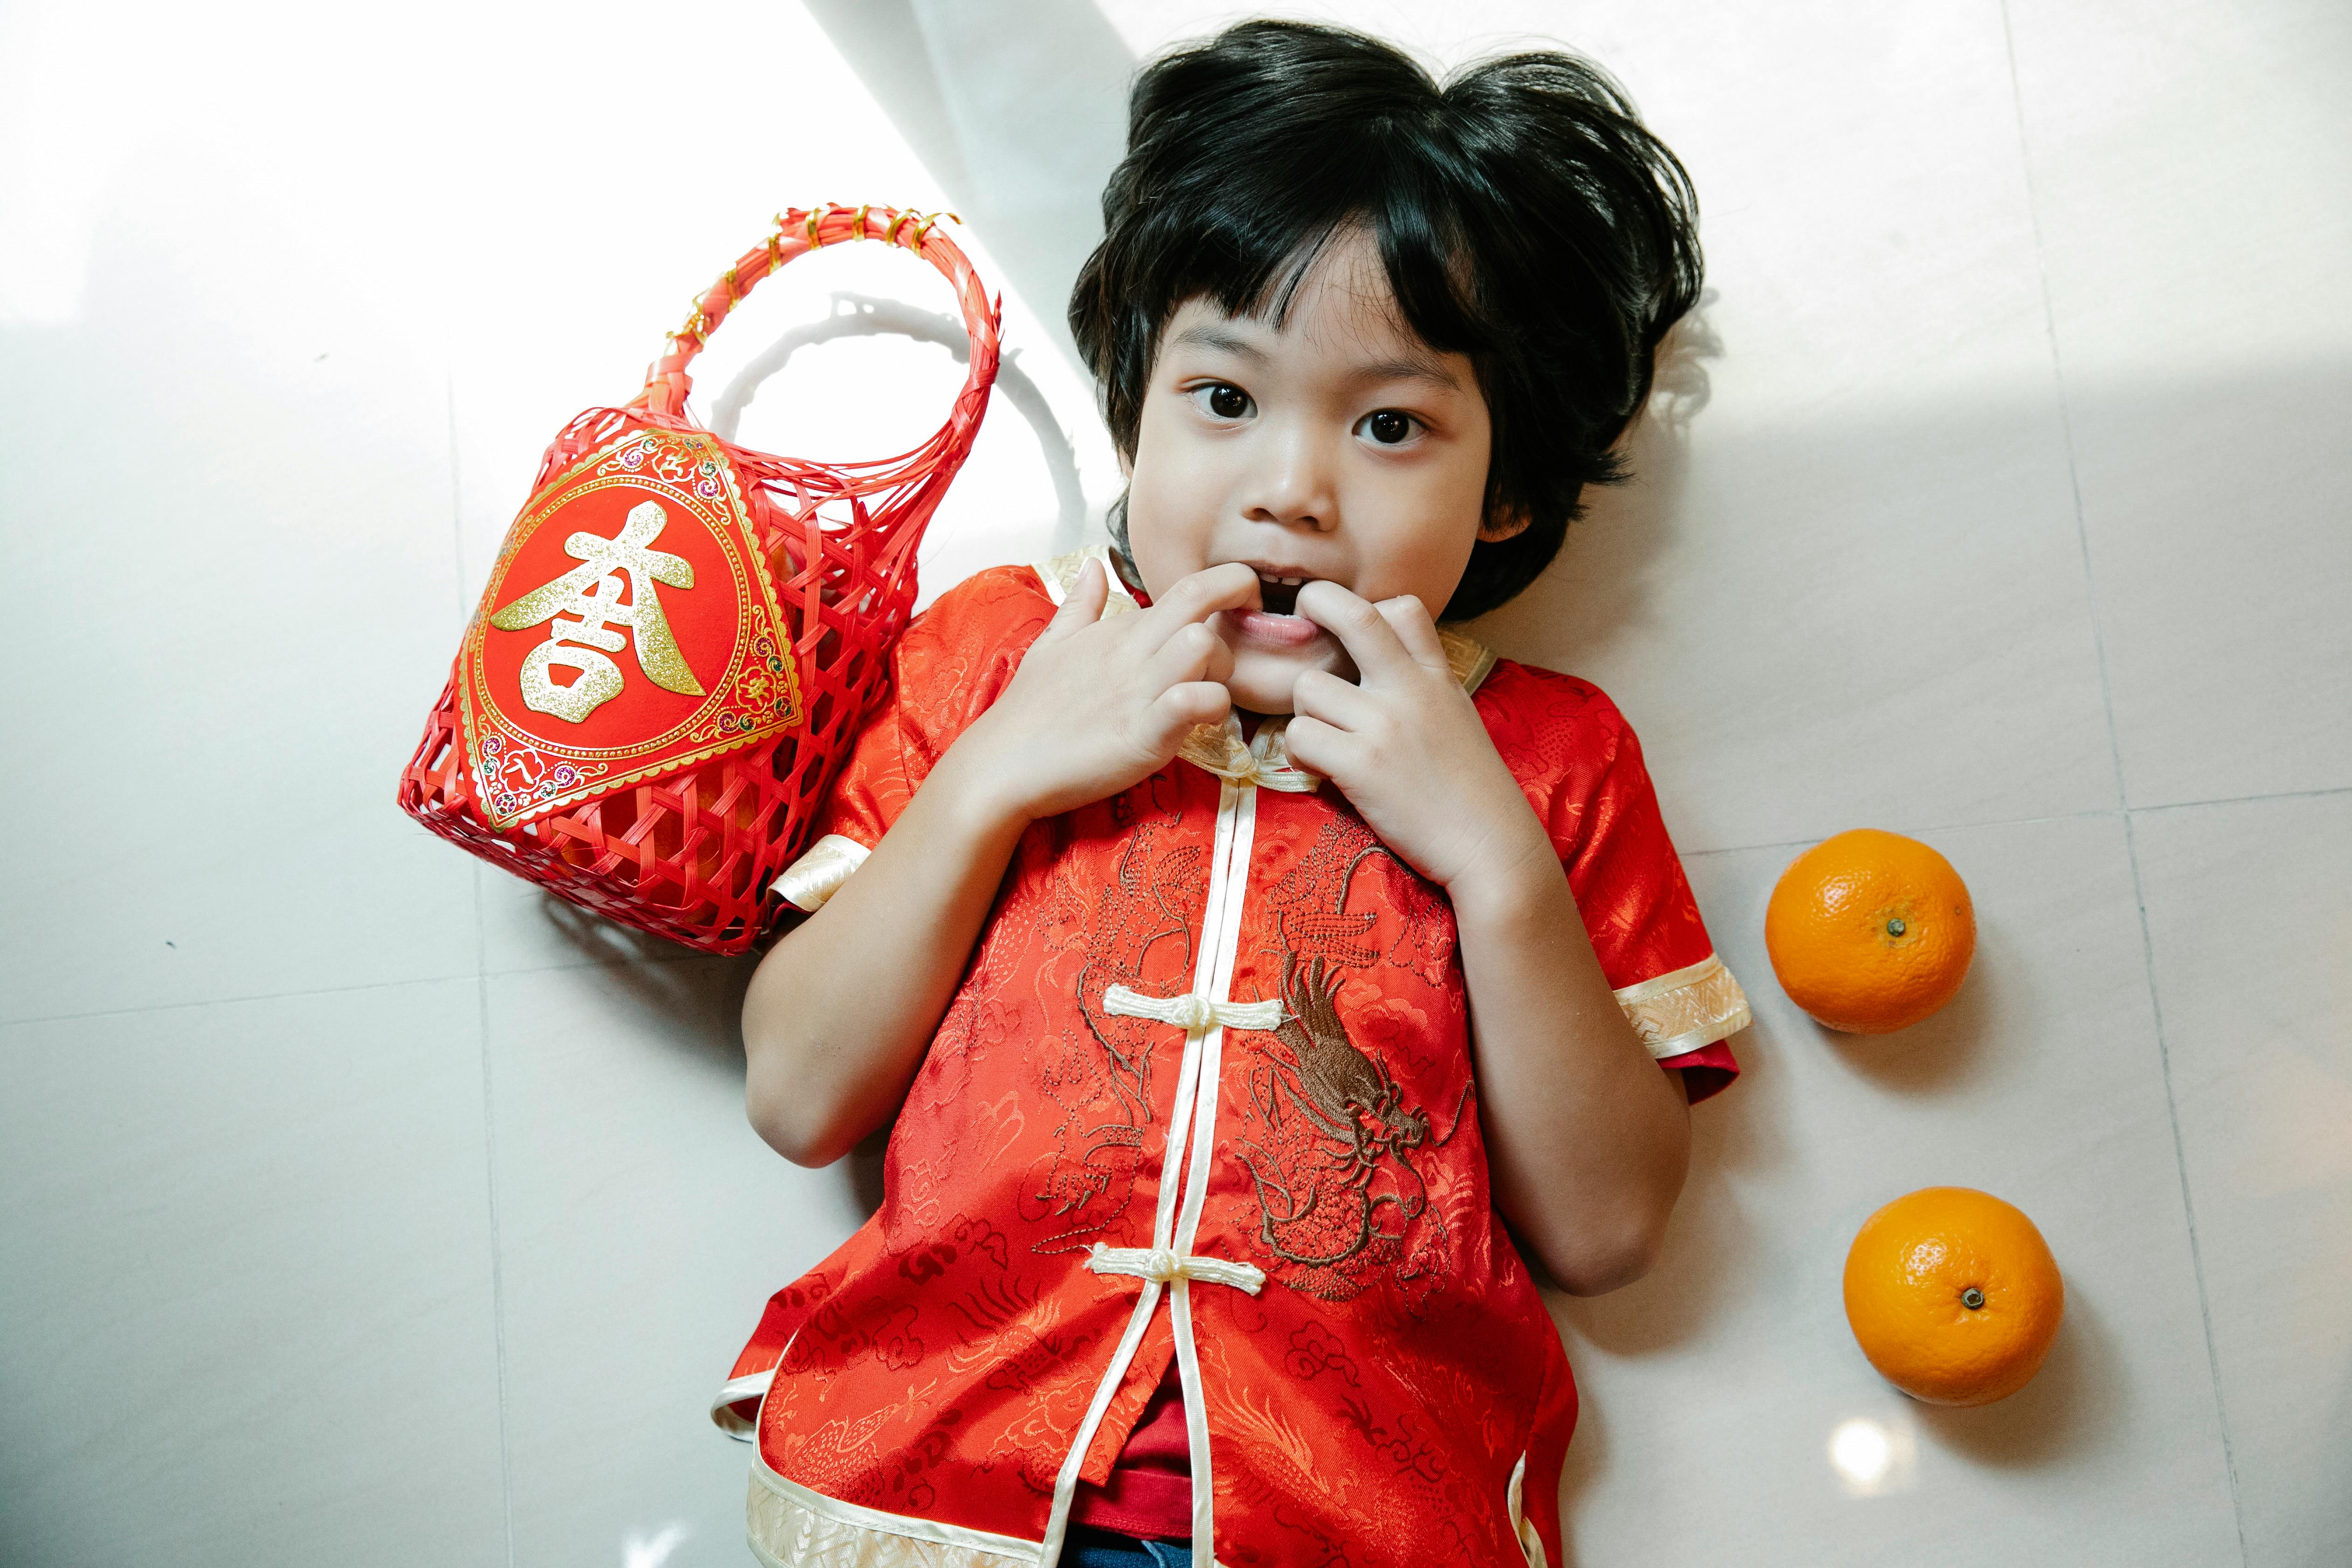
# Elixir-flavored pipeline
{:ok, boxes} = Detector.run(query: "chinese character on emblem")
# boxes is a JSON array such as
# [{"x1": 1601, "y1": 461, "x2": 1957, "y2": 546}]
[{"x1": 488, "y1": 500, "x2": 706, "y2": 723}]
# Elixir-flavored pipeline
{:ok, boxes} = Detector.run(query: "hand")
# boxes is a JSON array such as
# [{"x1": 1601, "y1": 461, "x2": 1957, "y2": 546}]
[
  {"x1": 940, "y1": 559, "x2": 1260, "y2": 825},
  {"x1": 1283, "y1": 581, "x2": 1554, "y2": 895}
]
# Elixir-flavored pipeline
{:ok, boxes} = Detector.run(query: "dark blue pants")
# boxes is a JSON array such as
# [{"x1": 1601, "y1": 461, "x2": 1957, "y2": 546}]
[{"x1": 1064, "y1": 1526, "x2": 1191, "y2": 1566}]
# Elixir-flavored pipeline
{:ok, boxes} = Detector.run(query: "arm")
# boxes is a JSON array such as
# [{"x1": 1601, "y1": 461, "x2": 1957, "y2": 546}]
[
  {"x1": 743, "y1": 560, "x2": 1259, "y2": 1167},
  {"x1": 1284, "y1": 583, "x2": 1689, "y2": 1295},
  {"x1": 1447, "y1": 834, "x2": 1691, "y2": 1295},
  {"x1": 742, "y1": 743, "x2": 1030, "y2": 1168}
]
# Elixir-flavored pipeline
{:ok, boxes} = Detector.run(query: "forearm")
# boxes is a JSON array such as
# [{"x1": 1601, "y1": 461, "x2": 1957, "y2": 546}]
[
  {"x1": 1451, "y1": 847, "x2": 1691, "y2": 1295},
  {"x1": 742, "y1": 747, "x2": 1028, "y2": 1166}
]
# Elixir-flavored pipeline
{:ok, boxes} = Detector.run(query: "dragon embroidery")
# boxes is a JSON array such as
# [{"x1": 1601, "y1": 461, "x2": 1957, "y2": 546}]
[
  {"x1": 1022, "y1": 809, "x2": 1201, "y2": 1253},
  {"x1": 1230, "y1": 818, "x2": 1473, "y2": 1307},
  {"x1": 1234, "y1": 953, "x2": 1469, "y2": 1307}
]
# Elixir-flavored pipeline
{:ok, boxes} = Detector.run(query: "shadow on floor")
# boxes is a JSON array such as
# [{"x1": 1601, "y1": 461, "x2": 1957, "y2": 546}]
[
  {"x1": 1816, "y1": 931, "x2": 2001, "y2": 1097},
  {"x1": 1467, "y1": 300, "x2": 1720, "y2": 679},
  {"x1": 801, "y1": 0, "x2": 1134, "y2": 374},
  {"x1": 535, "y1": 897, "x2": 752, "y2": 1083},
  {"x1": 539, "y1": 894, "x2": 896, "y2": 1217},
  {"x1": 1914, "y1": 1286, "x2": 2123, "y2": 1469}
]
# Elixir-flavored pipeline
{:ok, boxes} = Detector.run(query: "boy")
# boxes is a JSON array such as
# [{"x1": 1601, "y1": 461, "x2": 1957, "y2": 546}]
[{"x1": 719, "y1": 20, "x2": 1746, "y2": 1568}]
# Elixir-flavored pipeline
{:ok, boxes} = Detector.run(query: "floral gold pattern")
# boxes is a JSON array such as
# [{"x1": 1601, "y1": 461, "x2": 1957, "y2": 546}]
[
  {"x1": 1612, "y1": 955, "x2": 1752, "y2": 1058},
  {"x1": 772, "y1": 833, "x2": 872, "y2": 912},
  {"x1": 1437, "y1": 626, "x2": 1497, "y2": 694},
  {"x1": 1035, "y1": 546, "x2": 1140, "y2": 618},
  {"x1": 748, "y1": 1465, "x2": 1038, "y2": 1568}
]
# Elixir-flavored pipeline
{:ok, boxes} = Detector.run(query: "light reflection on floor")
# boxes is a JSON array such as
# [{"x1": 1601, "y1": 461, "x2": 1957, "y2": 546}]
[
  {"x1": 623, "y1": 1520, "x2": 691, "y2": 1568},
  {"x1": 1827, "y1": 1410, "x2": 1919, "y2": 1498}
]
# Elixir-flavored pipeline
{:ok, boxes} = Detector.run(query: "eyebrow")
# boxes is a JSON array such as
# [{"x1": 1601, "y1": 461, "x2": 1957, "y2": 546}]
[
  {"x1": 1170, "y1": 323, "x2": 1464, "y2": 391},
  {"x1": 1169, "y1": 323, "x2": 1268, "y2": 361},
  {"x1": 1351, "y1": 353, "x2": 1463, "y2": 392}
]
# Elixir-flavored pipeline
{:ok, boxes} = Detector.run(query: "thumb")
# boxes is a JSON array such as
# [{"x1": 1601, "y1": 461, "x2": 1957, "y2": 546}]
[{"x1": 1035, "y1": 556, "x2": 1110, "y2": 644}]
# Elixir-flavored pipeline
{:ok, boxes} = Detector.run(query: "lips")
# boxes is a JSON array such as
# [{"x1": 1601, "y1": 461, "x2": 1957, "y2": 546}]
[
  {"x1": 1229, "y1": 611, "x2": 1318, "y2": 647},
  {"x1": 1226, "y1": 565, "x2": 1324, "y2": 649}
]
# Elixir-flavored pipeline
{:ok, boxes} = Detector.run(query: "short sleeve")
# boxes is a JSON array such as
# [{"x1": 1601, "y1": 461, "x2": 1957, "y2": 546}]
[
  {"x1": 770, "y1": 566, "x2": 1056, "y2": 913},
  {"x1": 1493, "y1": 669, "x2": 1750, "y2": 1102}
]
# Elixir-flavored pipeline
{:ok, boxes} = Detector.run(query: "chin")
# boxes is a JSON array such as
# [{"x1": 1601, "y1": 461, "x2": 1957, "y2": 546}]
[
  {"x1": 1228, "y1": 675, "x2": 1298, "y2": 715},
  {"x1": 1226, "y1": 646, "x2": 1333, "y2": 715}
]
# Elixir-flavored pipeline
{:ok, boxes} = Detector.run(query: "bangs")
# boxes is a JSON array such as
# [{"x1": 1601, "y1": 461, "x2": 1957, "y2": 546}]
[{"x1": 1155, "y1": 137, "x2": 1493, "y2": 365}]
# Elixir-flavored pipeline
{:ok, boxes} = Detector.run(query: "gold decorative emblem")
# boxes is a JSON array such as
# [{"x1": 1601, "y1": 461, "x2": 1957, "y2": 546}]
[{"x1": 458, "y1": 427, "x2": 803, "y2": 830}]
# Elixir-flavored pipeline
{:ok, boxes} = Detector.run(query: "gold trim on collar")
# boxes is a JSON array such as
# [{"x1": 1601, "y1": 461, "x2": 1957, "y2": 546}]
[
  {"x1": 1034, "y1": 546, "x2": 1139, "y2": 617},
  {"x1": 1439, "y1": 626, "x2": 1497, "y2": 694},
  {"x1": 1176, "y1": 714, "x2": 1320, "y2": 792}
]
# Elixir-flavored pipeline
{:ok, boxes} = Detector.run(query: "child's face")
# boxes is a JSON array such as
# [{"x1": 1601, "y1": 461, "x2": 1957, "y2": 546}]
[{"x1": 1123, "y1": 226, "x2": 1515, "y2": 714}]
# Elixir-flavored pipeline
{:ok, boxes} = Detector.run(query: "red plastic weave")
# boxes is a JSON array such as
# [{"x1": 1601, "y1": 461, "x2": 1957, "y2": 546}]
[{"x1": 399, "y1": 204, "x2": 1001, "y2": 953}]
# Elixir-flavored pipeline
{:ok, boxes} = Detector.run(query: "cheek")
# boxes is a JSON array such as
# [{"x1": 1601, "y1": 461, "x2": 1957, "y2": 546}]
[
  {"x1": 1415, "y1": 439, "x2": 1494, "y2": 602},
  {"x1": 1348, "y1": 471, "x2": 1487, "y2": 604},
  {"x1": 1125, "y1": 405, "x2": 1221, "y2": 586}
]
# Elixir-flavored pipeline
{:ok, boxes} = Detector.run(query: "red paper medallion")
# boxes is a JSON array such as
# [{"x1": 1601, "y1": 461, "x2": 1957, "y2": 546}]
[{"x1": 458, "y1": 427, "x2": 802, "y2": 830}]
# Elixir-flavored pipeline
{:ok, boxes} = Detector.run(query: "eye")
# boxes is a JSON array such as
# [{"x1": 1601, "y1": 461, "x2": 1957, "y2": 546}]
[
  {"x1": 1359, "y1": 409, "x2": 1417, "y2": 446},
  {"x1": 1191, "y1": 382, "x2": 1254, "y2": 420}
]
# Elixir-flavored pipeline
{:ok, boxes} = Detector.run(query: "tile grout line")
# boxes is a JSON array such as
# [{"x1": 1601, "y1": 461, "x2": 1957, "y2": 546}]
[
  {"x1": 1997, "y1": 3, "x2": 2246, "y2": 1559},
  {"x1": 2133, "y1": 781, "x2": 2352, "y2": 816},
  {"x1": 475, "y1": 865, "x2": 517, "y2": 1568},
  {"x1": 15, "y1": 786, "x2": 2351, "y2": 1031},
  {"x1": 1677, "y1": 780, "x2": 2352, "y2": 863},
  {"x1": 0, "y1": 946, "x2": 717, "y2": 1031},
  {"x1": 451, "y1": 367, "x2": 518, "y2": 1568},
  {"x1": 12, "y1": 786, "x2": 2344, "y2": 1032},
  {"x1": 1681, "y1": 812, "x2": 2113, "y2": 862}
]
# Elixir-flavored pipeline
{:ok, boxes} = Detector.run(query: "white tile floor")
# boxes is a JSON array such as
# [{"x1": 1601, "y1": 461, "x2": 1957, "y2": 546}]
[{"x1": 1, "y1": 2, "x2": 2344, "y2": 1565}]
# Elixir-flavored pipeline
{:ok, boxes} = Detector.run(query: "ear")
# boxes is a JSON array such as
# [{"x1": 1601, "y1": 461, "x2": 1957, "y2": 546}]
[{"x1": 1477, "y1": 502, "x2": 1533, "y2": 544}]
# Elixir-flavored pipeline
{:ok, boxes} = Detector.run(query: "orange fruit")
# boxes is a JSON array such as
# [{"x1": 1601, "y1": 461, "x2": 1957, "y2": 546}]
[
  {"x1": 1765, "y1": 828, "x2": 1974, "y2": 1033},
  {"x1": 1843, "y1": 1186, "x2": 2063, "y2": 1406}
]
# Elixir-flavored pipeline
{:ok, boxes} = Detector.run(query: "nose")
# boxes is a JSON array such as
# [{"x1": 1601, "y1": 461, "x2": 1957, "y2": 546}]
[{"x1": 1236, "y1": 413, "x2": 1339, "y2": 534}]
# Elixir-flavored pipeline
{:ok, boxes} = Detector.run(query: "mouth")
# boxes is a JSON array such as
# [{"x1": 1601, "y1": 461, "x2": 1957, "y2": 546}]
[
  {"x1": 1254, "y1": 571, "x2": 1307, "y2": 616},
  {"x1": 1223, "y1": 565, "x2": 1325, "y2": 650}
]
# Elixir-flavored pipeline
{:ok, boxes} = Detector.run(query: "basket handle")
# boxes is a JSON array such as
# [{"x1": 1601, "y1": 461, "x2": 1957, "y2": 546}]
[{"x1": 634, "y1": 204, "x2": 999, "y2": 424}]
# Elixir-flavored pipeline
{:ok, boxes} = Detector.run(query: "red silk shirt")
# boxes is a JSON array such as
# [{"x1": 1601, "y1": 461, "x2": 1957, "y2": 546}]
[{"x1": 713, "y1": 551, "x2": 1750, "y2": 1568}]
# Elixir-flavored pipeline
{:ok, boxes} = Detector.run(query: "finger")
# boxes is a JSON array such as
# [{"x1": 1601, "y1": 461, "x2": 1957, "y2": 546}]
[
  {"x1": 1290, "y1": 667, "x2": 1380, "y2": 732},
  {"x1": 1144, "y1": 680, "x2": 1232, "y2": 746},
  {"x1": 1201, "y1": 625, "x2": 1235, "y2": 686},
  {"x1": 1279, "y1": 713, "x2": 1365, "y2": 784},
  {"x1": 1372, "y1": 595, "x2": 1452, "y2": 674},
  {"x1": 1142, "y1": 620, "x2": 1230, "y2": 692},
  {"x1": 1142, "y1": 561, "x2": 1261, "y2": 643},
  {"x1": 1034, "y1": 557, "x2": 1109, "y2": 645},
  {"x1": 1294, "y1": 579, "x2": 1415, "y2": 682}
]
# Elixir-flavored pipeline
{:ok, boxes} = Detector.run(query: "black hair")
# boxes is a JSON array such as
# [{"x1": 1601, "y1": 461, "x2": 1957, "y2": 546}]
[{"x1": 1069, "y1": 19, "x2": 1702, "y2": 621}]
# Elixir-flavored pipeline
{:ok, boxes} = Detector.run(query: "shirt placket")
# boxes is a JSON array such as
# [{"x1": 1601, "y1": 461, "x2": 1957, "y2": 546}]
[{"x1": 1039, "y1": 728, "x2": 1273, "y2": 1568}]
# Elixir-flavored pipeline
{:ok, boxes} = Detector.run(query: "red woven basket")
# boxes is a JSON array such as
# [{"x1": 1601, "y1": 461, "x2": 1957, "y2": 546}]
[{"x1": 399, "y1": 204, "x2": 1001, "y2": 953}]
